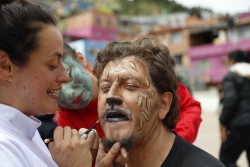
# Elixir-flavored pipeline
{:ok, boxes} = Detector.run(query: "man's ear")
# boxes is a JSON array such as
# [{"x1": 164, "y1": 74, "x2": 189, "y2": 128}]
[
  {"x1": 158, "y1": 92, "x2": 172, "y2": 120},
  {"x1": 76, "y1": 51, "x2": 87, "y2": 67},
  {"x1": 0, "y1": 51, "x2": 13, "y2": 81}
]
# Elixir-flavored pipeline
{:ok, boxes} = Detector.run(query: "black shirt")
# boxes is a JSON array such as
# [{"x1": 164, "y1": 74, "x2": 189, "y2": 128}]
[{"x1": 161, "y1": 135, "x2": 225, "y2": 167}]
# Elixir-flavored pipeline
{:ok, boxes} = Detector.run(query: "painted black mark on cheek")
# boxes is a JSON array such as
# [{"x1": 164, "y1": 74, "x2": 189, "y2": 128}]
[
  {"x1": 114, "y1": 67, "x2": 127, "y2": 72},
  {"x1": 129, "y1": 61, "x2": 138, "y2": 72},
  {"x1": 138, "y1": 118, "x2": 144, "y2": 131},
  {"x1": 145, "y1": 97, "x2": 151, "y2": 111},
  {"x1": 140, "y1": 110, "x2": 149, "y2": 121},
  {"x1": 136, "y1": 95, "x2": 144, "y2": 107},
  {"x1": 139, "y1": 90, "x2": 145, "y2": 97},
  {"x1": 144, "y1": 77, "x2": 150, "y2": 88}
]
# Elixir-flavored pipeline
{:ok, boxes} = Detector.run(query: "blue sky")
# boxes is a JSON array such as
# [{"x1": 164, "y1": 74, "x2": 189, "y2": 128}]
[{"x1": 175, "y1": 0, "x2": 250, "y2": 15}]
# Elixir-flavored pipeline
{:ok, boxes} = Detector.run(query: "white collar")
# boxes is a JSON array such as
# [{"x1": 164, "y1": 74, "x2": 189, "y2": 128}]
[{"x1": 0, "y1": 104, "x2": 41, "y2": 139}]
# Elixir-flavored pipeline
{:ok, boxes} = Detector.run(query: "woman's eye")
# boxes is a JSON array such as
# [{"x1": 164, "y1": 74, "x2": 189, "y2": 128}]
[{"x1": 50, "y1": 66, "x2": 58, "y2": 70}]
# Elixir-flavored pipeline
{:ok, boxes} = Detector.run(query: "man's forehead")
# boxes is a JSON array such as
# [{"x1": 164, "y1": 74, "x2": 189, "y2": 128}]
[{"x1": 105, "y1": 56, "x2": 144, "y2": 69}]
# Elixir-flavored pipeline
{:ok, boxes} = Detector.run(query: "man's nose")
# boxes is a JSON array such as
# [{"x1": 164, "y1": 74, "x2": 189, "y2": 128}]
[{"x1": 106, "y1": 97, "x2": 123, "y2": 106}]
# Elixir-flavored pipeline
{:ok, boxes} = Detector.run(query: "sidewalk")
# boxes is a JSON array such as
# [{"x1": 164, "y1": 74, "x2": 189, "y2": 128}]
[{"x1": 193, "y1": 88, "x2": 248, "y2": 167}]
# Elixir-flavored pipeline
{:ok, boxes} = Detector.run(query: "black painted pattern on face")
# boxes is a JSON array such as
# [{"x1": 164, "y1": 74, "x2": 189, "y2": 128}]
[
  {"x1": 138, "y1": 118, "x2": 144, "y2": 131},
  {"x1": 115, "y1": 60, "x2": 122, "y2": 66},
  {"x1": 106, "y1": 65, "x2": 111, "y2": 79},
  {"x1": 144, "y1": 77, "x2": 150, "y2": 88},
  {"x1": 136, "y1": 95, "x2": 144, "y2": 107},
  {"x1": 129, "y1": 61, "x2": 138, "y2": 72},
  {"x1": 114, "y1": 67, "x2": 127, "y2": 72},
  {"x1": 140, "y1": 110, "x2": 149, "y2": 121}
]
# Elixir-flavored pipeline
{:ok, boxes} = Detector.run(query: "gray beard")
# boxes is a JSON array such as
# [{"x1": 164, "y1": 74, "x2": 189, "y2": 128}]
[{"x1": 101, "y1": 136, "x2": 134, "y2": 151}]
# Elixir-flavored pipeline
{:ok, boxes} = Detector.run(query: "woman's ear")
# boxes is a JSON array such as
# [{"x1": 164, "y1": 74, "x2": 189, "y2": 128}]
[
  {"x1": 158, "y1": 92, "x2": 172, "y2": 120},
  {"x1": 0, "y1": 51, "x2": 13, "y2": 81}
]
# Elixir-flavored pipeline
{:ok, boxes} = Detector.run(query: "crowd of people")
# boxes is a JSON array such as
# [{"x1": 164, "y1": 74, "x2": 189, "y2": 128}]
[{"x1": 0, "y1": 0, "x2": 249, "y2": 167}]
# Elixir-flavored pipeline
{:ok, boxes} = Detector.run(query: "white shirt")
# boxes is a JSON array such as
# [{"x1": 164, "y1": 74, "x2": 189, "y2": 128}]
[{"x1": 0, "y1": 104, "x2": 58, "y2": 167}]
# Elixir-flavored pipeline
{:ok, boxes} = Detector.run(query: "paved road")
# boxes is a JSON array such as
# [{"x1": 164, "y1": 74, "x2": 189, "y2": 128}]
[{"x1": 192, "y1": 88, "x2": 248, "y2": 167}]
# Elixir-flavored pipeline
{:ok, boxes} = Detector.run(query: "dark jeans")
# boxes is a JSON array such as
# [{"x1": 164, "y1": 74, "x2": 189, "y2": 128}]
[{"x1": 219, "y1": 127, "x2": 250, "y2": 167}]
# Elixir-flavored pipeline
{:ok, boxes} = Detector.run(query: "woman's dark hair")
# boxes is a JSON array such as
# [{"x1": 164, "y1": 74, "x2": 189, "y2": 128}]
[
  {"x1": 93, "y1": 38, "x2": 180, "y2": 130},
  {"x1": 0, "y1": 0, "x2": 56, "y2": 67},
  {"x1": 227, "y1": 49, "x2": 250, "y2": 63}
]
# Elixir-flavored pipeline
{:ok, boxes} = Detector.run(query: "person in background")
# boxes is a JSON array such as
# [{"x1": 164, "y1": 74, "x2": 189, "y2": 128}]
[
  {"x1": 0, "y1": 0, "x2": 98, "y2": 166},
  {"x1": 93, "y1": 38, "x2": 224, "y2": 167},
  {"x1": 57, "y1": 43, "x2": 104, "y2": 138},
  {"x1": 35, "y1": 114, "x2": 57, "y2": 142},
  {"x1": 219, "y1": 50, "x2": 250, "y2": 167},
  {"x1": 57, "y1": 43, "x2": 201, "y2": 143}
]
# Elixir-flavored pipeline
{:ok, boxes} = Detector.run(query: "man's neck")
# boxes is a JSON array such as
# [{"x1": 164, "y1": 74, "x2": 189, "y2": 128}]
[{"x1": 126, "y1": 126, "x2": 176, "y2": 167}]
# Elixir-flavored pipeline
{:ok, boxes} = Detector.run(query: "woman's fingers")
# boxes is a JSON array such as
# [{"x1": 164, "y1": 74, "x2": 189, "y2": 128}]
[{"x1": 79, "y1": 128, "x2": 100, "y2": 163}]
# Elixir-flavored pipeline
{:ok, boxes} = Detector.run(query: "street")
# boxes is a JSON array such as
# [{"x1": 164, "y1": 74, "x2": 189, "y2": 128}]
[{"x1": 193, "y1": 88, "x2": 248, "y2": 167}]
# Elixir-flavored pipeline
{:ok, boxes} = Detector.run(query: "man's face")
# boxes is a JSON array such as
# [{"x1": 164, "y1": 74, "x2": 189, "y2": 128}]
[{"x1": 98, "y1": 56, "x2": 160, "y2": 149}]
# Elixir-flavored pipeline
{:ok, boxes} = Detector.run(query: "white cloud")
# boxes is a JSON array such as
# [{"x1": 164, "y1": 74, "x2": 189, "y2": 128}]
[{"x1": 175, "y1": 0, "x2": 250, "y2": 15}]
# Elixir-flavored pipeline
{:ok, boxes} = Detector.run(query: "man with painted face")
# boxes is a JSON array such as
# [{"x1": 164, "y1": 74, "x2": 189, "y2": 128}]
[
  {"x1": 57, "y1": 43, "x2": 104, "y2": 138},
  {"x1": 57, "y1": 43, "x2": 201, "y2": 144},
  {"x1": 93, "y1": 38, "x2": 224, "y2": 167}
]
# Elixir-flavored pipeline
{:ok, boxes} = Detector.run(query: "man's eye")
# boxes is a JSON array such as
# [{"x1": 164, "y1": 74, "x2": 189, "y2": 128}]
[
  {"x1": 101, "y1": 86, "x2": 110, "y2": 92},
  {"x1": 125, "y1": 84, "x2": 138, "y2": 89}
]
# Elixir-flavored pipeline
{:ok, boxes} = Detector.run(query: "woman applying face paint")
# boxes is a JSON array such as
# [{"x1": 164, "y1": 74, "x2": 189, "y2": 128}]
[{"x1": 0, "y1": 1, "x2": 94, "y2": 166}]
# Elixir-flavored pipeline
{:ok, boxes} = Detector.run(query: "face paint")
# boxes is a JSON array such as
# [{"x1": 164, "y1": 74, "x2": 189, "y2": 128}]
[
  {"x1": 57, "y1": 56, "x2": 93, "y2": 109},
  {"x1": 106, "y1": 65, "x2": 111, "y2": 79},
  {"x1": 140, "y1": 110, "x2": 149, "y2": 121},
  {"x1": 137, "y1": 90, "x2": 152, "y2": 130},
  {"x1": 138, "y1": 118, "x2": 144, "y2": 131},
  {"x1": 136, "y1": 95, "x2": 144, "y2": 107},
  {"x1": 129, "y1": 61, "x2": 138, "y2": 72},
  {"x1": 144, "y1": 77, "x2": 150, "y2": 88},
  {"x1": 114, "y1": 67, "x2": 127, "y2": 72},
  {"x1": 98, "y1": 56, "x2": 159, "y2": 147}
]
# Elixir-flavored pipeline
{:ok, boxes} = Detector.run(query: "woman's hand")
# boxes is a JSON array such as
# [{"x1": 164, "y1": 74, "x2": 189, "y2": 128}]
[
  {"x1": 79, "y1": 128, "x2": 100, "y2": 164},
  {"x1": 49, "y1": 126, "x2": 92, "y2": 167}
]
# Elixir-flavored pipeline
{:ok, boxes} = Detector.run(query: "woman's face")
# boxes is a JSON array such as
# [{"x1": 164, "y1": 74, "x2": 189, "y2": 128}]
[{"x1": 11, "y1": 25, "x2": 70, "y2": 116}]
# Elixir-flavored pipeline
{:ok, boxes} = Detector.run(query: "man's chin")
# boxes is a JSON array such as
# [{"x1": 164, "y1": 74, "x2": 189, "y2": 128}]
[{"x1": 101, "y1": 137, "x2": 134, "y2": 151}]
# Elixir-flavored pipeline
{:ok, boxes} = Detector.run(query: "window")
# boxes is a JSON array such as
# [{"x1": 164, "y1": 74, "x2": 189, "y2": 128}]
[
  {"x1": 174, "y1": 55, "x2": 182, "y2": 65},
  {"x1": 96, "y1": 17, "x2": 101, "y2": 25},
  {"x1": 107, "y1": 18, "x2": 112, "y2": 26},
  {"x1": 171, "y1": 31, "x2": 182, "y2": 45}
]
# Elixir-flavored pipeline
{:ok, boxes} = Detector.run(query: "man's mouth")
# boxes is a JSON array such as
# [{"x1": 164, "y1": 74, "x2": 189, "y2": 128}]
[{"x1": 106, "y1": 111, "x2": 129, "y2": 122}]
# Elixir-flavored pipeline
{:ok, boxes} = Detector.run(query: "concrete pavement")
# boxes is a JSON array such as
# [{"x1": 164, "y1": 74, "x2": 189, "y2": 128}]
[{"x1": 192, "y1": 88, "x2": 248, "y2": 167}]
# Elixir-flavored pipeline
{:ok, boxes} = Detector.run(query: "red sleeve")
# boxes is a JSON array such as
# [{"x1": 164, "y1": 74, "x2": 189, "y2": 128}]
[
  {"x1": 57, "y1": 99, "x2": 105, "y2": 138},
  {"x1": 173, "y1": 82, "x2": 202, "y2": 143}
]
